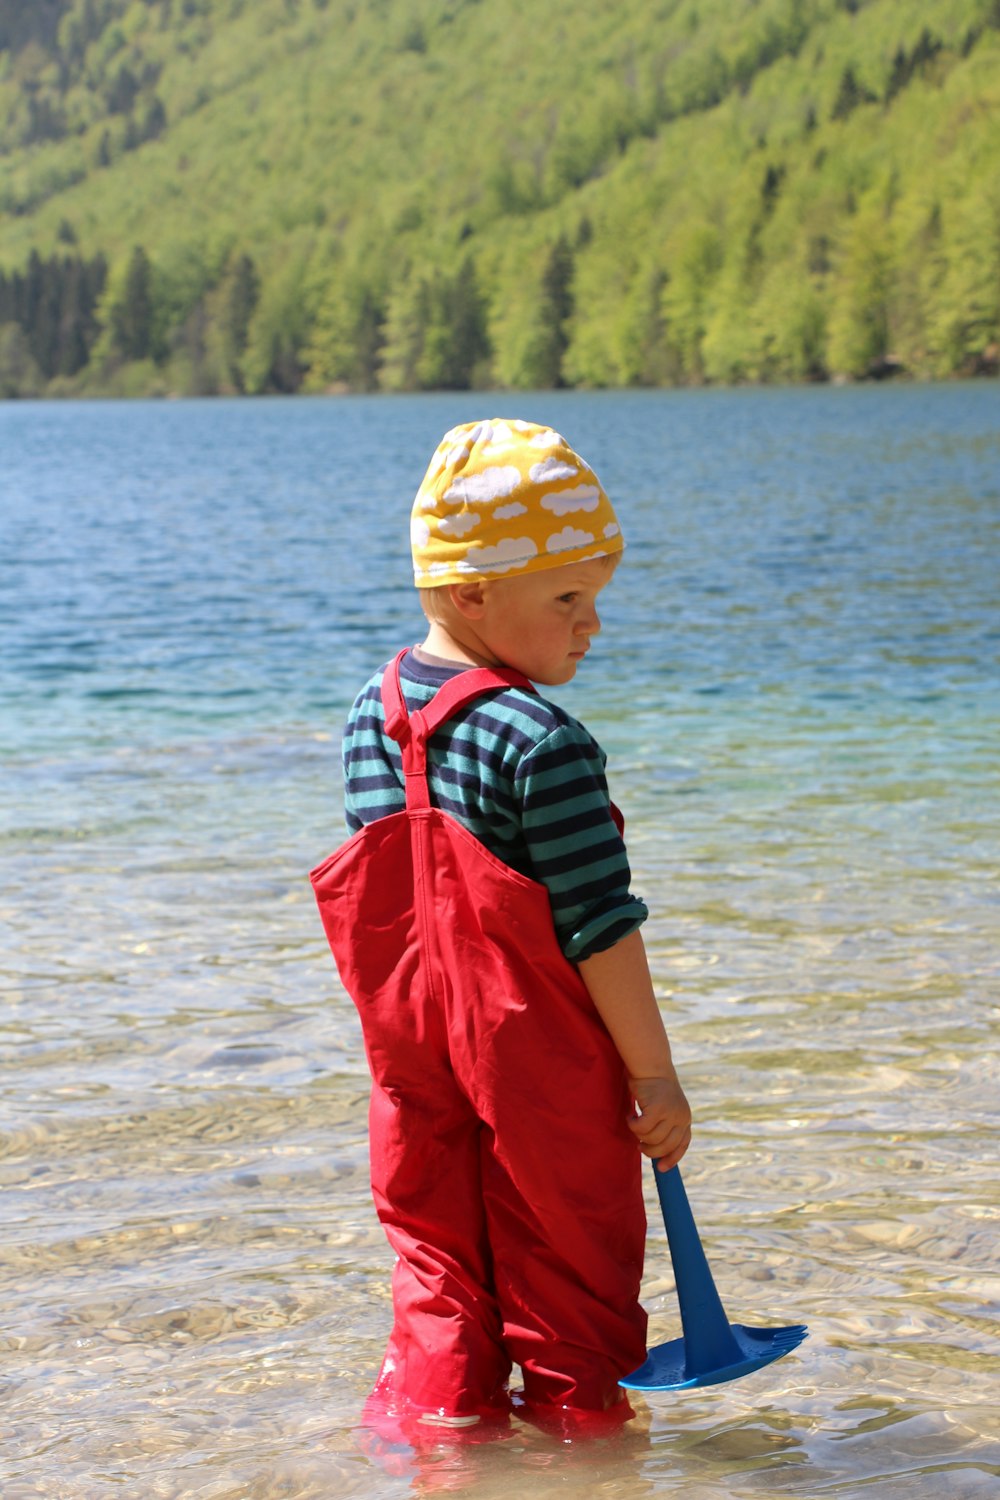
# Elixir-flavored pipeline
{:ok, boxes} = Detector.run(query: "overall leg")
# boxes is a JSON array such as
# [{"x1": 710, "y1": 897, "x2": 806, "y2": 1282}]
[
  {"x1": 368, "y1": 1072, "x2": 512, "y2": 1416},
  {"x1": 466, "y1": 1000, "x2": 647, "y2": 1411}
]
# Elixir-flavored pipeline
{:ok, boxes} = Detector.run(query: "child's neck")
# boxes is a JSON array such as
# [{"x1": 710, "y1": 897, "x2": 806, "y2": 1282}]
[{"x1": 419, "y1": 622, "x2": 501, "y2": 670}]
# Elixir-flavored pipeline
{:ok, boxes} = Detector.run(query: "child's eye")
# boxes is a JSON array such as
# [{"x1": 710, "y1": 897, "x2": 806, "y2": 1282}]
[{"x1": 557, "y1": 592, "x2": 578, "y2": 604}]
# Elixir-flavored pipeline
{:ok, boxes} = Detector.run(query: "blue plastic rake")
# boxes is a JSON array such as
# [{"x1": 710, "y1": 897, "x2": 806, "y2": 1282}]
[{"x1": 620, "y1": 1165, "x2": 808, "y2": 1392}]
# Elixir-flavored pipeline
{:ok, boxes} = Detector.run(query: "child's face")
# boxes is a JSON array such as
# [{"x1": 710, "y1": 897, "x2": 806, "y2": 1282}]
[{"x1": 477, "y1": 557, "x2": 614, "y2": 685}]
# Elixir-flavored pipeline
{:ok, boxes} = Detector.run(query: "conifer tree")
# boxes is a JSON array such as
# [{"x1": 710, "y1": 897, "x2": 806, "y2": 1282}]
[
  {"x1": 113, "y1": 246, "x2": 154, "y2": 362},
  {"x1": 221, "y1": 253, "x2": 260, "y2": 391},
  {"x1": 533, "y1": 236, "x2": 574, "y2": 388}
]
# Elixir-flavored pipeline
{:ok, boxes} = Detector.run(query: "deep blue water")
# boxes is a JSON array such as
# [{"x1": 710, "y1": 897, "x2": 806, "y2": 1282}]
[{"x1": 2, "y1": 386, "x2": 997, "y2": 761}]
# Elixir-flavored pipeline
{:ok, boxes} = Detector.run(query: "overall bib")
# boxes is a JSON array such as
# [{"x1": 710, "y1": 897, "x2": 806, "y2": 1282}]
[{"x1": 311, "y1": 651, "x2": 647, "y2": 1416}]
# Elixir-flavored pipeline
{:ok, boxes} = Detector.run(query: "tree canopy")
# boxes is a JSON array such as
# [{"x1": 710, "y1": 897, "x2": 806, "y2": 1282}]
[{"x1": 1, "y1": 0, "x2": 998, "y2": 396}]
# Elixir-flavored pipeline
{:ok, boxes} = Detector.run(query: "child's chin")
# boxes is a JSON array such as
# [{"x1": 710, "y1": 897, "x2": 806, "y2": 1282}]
[{"x1": 541, "y1": 663, "x2": 579, "y2": 686}]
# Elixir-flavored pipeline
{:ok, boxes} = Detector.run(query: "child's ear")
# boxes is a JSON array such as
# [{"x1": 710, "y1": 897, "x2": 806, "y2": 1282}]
[{"x1": 449, "y1": 580, "x2": 488, "y2": 619}]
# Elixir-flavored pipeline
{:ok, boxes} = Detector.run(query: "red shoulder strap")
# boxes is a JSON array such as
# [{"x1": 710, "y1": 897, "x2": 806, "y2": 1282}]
[
  {"x1": 380, "y1": 649, "x2": 536, "y2": 812},
  {"x1": 378, "y1": 649, "x2": 625, "y2": 832},
  {"x1": 418, "y1": 661, "x2": 535, "y2": 736},
  {"x1": 381, "y1": 648, "x2": 535, "y2": 745},
  {"x1": 381, "y1": 649, "x2": 412, "y2": 745}
]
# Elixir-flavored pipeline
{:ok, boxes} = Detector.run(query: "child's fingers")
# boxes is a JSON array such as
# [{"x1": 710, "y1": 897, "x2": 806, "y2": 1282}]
[
  {"x1": 653, "y1": 1125, "x2": 691, "y2": 1172},
  {"x1": 629, "y1": 1114, "x2": 691, "y2": 1170},
  {"x1": 627, "y1": 1110, "x2": 685, "y2": 1144}
]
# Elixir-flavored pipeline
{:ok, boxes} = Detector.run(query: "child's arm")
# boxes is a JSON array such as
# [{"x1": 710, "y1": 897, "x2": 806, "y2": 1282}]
[{"x1": 578, "y1": 928, "x2": 692, "y2": 1172}]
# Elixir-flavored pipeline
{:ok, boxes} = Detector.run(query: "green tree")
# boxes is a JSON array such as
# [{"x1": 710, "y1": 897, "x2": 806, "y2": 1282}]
[
  {"x1": 112, "y1": 245, "x2": 154, "y2": 361},
  {"x1": 378, "y1": 271, "x2": 429, "y2": 391},
  {"x1": 831, "y1": 64, "x2": 876, "y2": 121},
  {"x1": 492, "y1": 236, "x2": 575, "y2": 389},
  {"x1": 0, "y1": 322, "x2": 43, "y2": 397},
  {"x1": 524, "y1": 236, "x2": 574, "y2": 388},
  {"x1": 754, "y1": 259, "x2": 828, "y2": 380},
  {"x1": 827, "y1": 202, "x2": 897, "y2": 376},
  {"x1": 219, "y1": 252, "x2": 260, "y2": 391},
  {"x1": 662, "y1": 222, "x2": 724, "y2": 381},
  {"x1": 618, "y1": 264, "x2": 685, "y2": 386},
  {"x1": 443, "y1": 256, "x2": 491, "y2": 388},
  {"x1": 377, "y1": 256, "x2": 489, "y2": 391},
  {"x1": 242, "y1": 245, "x2": 318, "y2": 394},
  {"x1": 927, "y1": 193, "x2": 1000, "y2": 373},
  {"x1": 298, "y1": 253, "x2": 383, "y2": 393}
]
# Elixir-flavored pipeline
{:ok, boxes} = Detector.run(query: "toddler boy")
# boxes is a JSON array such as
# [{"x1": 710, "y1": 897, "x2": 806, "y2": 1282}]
[{"x1": 311, "y1": 418, "x2": 690, "y2": 1430}]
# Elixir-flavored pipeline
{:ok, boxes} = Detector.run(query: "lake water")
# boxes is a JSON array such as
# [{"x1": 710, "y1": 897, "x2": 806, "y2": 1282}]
[{"x1": 1, "y1": 386, "x2": 998, "y2": 1498}]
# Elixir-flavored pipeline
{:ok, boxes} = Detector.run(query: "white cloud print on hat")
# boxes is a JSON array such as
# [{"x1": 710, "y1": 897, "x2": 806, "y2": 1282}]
[{"x1": 411, "y1": 418, "x2": 624, "y2": 586}]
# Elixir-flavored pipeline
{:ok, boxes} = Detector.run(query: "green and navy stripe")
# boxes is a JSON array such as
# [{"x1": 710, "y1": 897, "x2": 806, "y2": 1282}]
[{"x1": 342, "y1": 650, "x2": 647, "y2": 961}]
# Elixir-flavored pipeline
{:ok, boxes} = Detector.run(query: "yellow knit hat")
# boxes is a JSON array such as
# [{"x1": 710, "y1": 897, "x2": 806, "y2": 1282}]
[{"x1": 411, "y1": 418, "x2": 623, "y2": 587}]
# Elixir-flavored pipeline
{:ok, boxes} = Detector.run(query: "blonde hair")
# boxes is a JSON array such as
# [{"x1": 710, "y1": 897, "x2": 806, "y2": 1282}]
[
  {"x1": 417, "y1": 551, "x2": 620, "y2": 625},
  {"x1": 417, "y1": 586, "x2": 452, "y2": 624}
]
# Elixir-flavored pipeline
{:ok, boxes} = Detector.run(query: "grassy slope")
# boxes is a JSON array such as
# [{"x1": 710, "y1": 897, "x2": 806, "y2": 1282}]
[{"x1": 0, "y1": 0, "x2": 997, "y2": 391}]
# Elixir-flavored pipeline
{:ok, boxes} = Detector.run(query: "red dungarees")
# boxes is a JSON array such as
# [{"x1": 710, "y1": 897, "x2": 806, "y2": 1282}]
[{"x1": 311, "y1": 651, "x2": 647, "y2": 1416}]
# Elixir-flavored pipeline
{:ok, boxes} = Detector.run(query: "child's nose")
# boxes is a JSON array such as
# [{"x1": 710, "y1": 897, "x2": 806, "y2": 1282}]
[{"x1": 578, "y1": 606, "x2": 601, "y2": 636}]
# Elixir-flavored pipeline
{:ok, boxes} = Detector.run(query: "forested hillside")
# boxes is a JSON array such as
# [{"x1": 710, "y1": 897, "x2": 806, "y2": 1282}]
[{"x1": 1, "y1": 0, "x2": 998, "y2": 397}]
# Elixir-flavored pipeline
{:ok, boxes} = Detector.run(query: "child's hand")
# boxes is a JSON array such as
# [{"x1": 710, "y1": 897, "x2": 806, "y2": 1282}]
[{"x1": 628, "y1": 1072, "x2": 692, "y2": 1172}]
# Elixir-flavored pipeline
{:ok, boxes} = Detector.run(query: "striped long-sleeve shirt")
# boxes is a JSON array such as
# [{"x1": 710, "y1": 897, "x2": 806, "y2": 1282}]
[{"x1": 342, "y1": 649, "x2": 647, "y2": 961}]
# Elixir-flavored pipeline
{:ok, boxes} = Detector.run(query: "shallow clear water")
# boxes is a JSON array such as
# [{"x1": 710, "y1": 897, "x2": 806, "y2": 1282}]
[{"x1": 1, "y1": 386, "x2": 998, "y2": 1498}]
